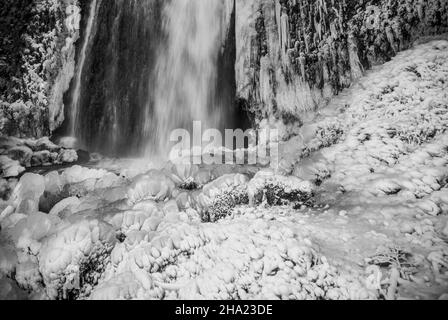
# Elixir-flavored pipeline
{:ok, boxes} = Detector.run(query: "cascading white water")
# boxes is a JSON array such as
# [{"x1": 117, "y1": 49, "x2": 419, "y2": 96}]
[
  {"x1": 146, "y1": 0, "x2": 234, "y2": 156},
  {"x1": 69, "y1": 0, "x2": 100, "y2": 137}
]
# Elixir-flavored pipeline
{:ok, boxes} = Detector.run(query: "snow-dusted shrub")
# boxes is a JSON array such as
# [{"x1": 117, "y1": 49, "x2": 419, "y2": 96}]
[
  {"x1": 38, "y1": 218, "x2": 117, "y2": 299},
  {"x1": 248, "y1": 170, "x2": 315, "y2": 208},
  {"x1": 197, "y1": 174, "x2": 250, "y2": 222},
  {"x1": 0, "y1": 0, "x2": 79, "y2": 137}
]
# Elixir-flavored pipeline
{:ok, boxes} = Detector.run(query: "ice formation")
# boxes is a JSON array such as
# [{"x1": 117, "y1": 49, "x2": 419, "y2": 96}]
[{"x1": 0, "y1": 40, "x2": 448, "y2": 300}]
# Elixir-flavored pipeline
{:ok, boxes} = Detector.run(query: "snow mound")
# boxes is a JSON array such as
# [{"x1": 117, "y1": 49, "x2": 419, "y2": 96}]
[
  {"x1": 92, "y1": 211, "x2": 375, "y2": 300},
  {"x1": 0, "y1": 155, "x2": 25, "y2": 178},
  {"x1": 62, "y1": 165, "x2": 109, "y2": 185},
  {"x1": 38, "y1": 218, "x2": 117, "y2": 299},
  {"x1": 126, "y1": 170, "x2": 175, "y2": 205}
]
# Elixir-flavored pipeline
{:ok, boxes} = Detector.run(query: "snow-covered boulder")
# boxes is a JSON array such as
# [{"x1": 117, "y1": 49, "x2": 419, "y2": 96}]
[
  {"x1": 33, "y1": 137, "x2": 61, "y2": 153},
  {"x1": 57, "y1": 149, "x2": 78, "y2": 164},
  {"x1": 31, "y1": 150, "x2": 52, "y2": 166},
  {"x1": 62, "y1": 165, "x2": 108, "y2": 185},
  {"x1": 94, "y1": 173, "x2": 123, "y2": 190},
  {"x1": 49, "y1": 197, "x2": 81, "y2": 219},
  {"x1": 126, "y1": 170, "x2": 175, "y2": 205},
  {"x1": 11, "y1": 173, "x2": 46, "y2": 214},
  {"x1": 6, "y1": 212, "x2": 60, "y2": 254},
  {"x1": 7, "y1": 146, "x2": 33, "y2": 168},
  {"x1": 0, "y1": 155, "x2": 25, "y2": 178},
  {"x1": 38, "y1": 218, "x2": 117, "y2": 299}
]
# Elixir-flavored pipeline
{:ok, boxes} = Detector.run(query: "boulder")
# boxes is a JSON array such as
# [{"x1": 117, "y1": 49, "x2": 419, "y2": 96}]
[
  {"x1": 57, "y1": 149, "x2": 78, "y2": 164},
  {"x1": 7, "y1": 146, "x2": 33, "y2": 168},
  {"x1": 11, "y1": 173, "x2": 46, "y2": 214},
  {"x1": 31, "y1": 150, "x2": 52, "y2": 167},
  {"x1": 49, "y1": 197, "x2": 81, "y2": 219},
  {"x1": 34, "y1": 137, "x2": 60, "y2": 153},
  {"x1": 0, "y1": 156, "x2": 25, "y2": 178},
  {"x1": 127, "y1": 170, "x2": 175, "y2": 205},
  {"x1": 38, "y1": 218, "x2": 117, "y2": 299}
]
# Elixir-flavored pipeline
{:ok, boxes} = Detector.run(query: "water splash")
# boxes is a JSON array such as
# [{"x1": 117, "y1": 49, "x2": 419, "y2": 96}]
[{"x1": 146, "y1": 0, "x2": 234, "y2": 157}]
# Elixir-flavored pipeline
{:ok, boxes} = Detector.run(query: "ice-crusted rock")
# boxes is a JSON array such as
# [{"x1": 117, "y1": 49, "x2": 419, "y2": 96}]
[
  {"x1": 94, "y1": 173, "x2": 123, "y2": 190},
  {"x1": 38, "y1": 218, "x2": 117, "y2": 300},
  {"x1": 31, "y1": 150, "x2": 52, "y2": 167},
  {"x1": 39, "y1": 171, "x2": 67, "y2": 212},
  {"x1": 0, "y1": 138, "x2": 78, "y2": 174},
  {"x1": 61, "y1": 165, "x2": 107, "y2": 185},
  {"x1": 248, "y1": 170, "x2": 315, "y2": 207},
  {"x1": 7, "y1": 212, "x2": 60, "y2": 254},
  {"x1": 65, "y1": 178, "x2": 99, "y2": 198},
  {"x1": 0, "y1": 179, "x2": 16, "y2": 201},
  {"x1": 33, "y1": 137, "x2": 61, "y2": 153},
  {"x1": 0, "y1": 213, "x2": 26, "y2": 230},
  {"x1": 11, "y1": 173, "x2": 46, "y2": 214},
  {"x1": 0, "y1": 155, "x2": 25, "y2": 178},
  {"x1": 197, "y1": 174, "x2": 250, "y2": 222},
  {"x1": 57, "y1": 149, "x2": 78, "y2": 164},
  {"x1": 7, "y1": 146, "x2": 33, "y2": 168},
  {"x1": 49, "y1": 197, "x2": 81, "y2": 219},
  {"x1": 126, "y1": 170, "x2": 175, "y2": 205}
]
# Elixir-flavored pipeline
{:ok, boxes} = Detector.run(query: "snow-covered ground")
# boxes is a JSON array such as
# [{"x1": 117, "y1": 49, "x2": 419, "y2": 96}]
[{"x1": 1, "y1": 40, "x2": 448, "y2": 300}]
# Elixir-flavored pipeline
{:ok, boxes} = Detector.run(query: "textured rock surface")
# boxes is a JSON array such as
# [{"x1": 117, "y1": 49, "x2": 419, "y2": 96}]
[
  {"x1": 235, "y1": 0, "x2": 448, "y2": 123},
  {"x1": 0, "y1": 0, "x2": 80, "y2": 137}
]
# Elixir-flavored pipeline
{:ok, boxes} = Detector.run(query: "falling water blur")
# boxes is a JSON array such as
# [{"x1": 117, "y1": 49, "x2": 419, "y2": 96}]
[
  {"x1": 69, "y1": 0, "x2": 99, "y2": 137},
  {"x1": 146, "y1": 0, "x2": 234, "y2": 157},
  {"x1": 65, "y1": 0, "x2": 237, "y2": 157}
]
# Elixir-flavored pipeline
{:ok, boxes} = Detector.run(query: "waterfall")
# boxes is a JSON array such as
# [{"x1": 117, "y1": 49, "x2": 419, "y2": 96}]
[
  {"x1": 146, "y1": 0, "x2": 234, "y2": 156},
  {"x1": 66, "y1": 0, "x2": 237, "y2": 157},
  {"x1": 69, "y1": 0, "x2": 99, "y2": 138}
]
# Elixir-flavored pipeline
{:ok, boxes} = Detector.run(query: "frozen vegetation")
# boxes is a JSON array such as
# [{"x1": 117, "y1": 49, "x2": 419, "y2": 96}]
[
  {"x1": 0, "y1": 0, "x2": 80, "y2": 137},
  {"x1": 1, "y1": 40, "x2": 448, "y2": 300}
]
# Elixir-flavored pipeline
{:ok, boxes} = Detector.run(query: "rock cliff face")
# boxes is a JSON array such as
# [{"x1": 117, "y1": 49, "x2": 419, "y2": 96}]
[
  {"x1": 0, "y1": 0, "x2": 80, "y2": 137},
  {"x1": 235, "y1": 0, "x2": 448, "y2": 123}
]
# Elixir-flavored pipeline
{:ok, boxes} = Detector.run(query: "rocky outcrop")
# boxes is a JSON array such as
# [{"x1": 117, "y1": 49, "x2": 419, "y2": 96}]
[
  {"x1": 0, "y1": 0, "x2": 80, "y2": 137},
  {"x1": 235, "y1": 0, "x2": 448, "y2": 123}
]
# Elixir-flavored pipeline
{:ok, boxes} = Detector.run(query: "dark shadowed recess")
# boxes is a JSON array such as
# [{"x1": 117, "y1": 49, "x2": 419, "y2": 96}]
[{"x1": 214, "y1": 0, "x2": 252, "y2": 135}]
